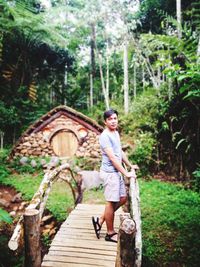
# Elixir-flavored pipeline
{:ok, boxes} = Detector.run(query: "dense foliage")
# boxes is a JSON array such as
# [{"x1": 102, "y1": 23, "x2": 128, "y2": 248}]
[
  {"x1": 0, "y1": 3, "x2": 199, "y2": 265},
  {"x1": 0, "y1": 0, "x2": 199, "y2": 183}
]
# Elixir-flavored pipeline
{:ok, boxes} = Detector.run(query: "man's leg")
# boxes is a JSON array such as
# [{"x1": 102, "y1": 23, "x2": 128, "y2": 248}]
[
  {"x1": 99, "y1": 196, "x2": 127, "y2": 226},
  {"x1": 104, "y1": 201, "x2": 115, "y2": 234},
  {"x1": 113, "y1": 196, "x2": 127, "y2": 211}
]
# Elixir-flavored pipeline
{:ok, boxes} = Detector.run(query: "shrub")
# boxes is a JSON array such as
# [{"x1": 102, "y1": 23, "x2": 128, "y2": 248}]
[
  {"x1": 192, "y1": 167, "x2": 200, "y2": 193},
  {"x1": 129, "y1": 132, "x2": 156, "y2": 176}
]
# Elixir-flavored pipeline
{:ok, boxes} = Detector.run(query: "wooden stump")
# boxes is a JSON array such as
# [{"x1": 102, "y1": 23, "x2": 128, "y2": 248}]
[
  {"x1": 24, "y1": 209, "x2": 41, "y2": 267},
  {"x1": 115, "y1": 213, "x2": 136, "y2": 267}
]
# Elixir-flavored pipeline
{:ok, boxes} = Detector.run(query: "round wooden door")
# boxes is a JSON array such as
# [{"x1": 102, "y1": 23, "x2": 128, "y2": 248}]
[{"x1": 51, "y1": 131, "x2": 78, "y2": 157}]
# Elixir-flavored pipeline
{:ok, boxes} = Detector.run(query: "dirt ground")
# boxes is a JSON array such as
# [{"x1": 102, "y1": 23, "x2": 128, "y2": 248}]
[{"x1": 0, "y1": 185, "x2": 25, "y2": 215}]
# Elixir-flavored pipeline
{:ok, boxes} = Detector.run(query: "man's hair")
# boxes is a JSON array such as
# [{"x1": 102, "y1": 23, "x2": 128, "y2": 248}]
[{"x1": 103, "y1": 109, "x2": 118, "y2": 121}]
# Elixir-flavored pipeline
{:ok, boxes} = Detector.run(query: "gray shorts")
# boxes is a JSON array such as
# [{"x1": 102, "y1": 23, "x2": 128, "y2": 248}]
[{"x1": 100, "y1": 170, "x2": 126, "y2": 202}]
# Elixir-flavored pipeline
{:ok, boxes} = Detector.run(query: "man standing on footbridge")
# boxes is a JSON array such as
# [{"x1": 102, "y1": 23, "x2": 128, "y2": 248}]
[{"x1": 92, "y1": 108, "x2": 138, "y2": 243}]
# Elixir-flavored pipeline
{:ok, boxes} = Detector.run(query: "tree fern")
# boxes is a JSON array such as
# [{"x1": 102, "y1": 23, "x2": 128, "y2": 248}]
[{"x1": 0, "y1": 0, "x2": 71, "y2": 103}]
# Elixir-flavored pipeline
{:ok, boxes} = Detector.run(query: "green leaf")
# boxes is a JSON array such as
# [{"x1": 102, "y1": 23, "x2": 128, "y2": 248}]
[
  {"x1": 183, "y1": 90, "x2": 200, "y2": 100},
  {"x1": 0, "y1": 208, "x2": 12, "y2": 224}
]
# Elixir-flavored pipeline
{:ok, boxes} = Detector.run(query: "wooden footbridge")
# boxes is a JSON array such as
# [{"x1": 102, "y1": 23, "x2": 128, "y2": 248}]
[
  {"x1": 42, "y1": 204, "x2": 121, "y2": 267},
  {"x1": 8, "y1": 164, "x2": 142, "y2": 267}
]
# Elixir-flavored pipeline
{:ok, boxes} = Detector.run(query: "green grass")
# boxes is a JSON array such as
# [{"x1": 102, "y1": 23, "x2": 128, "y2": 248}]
[
  {"x1": 46, "y1": 180, "x2": 74, "y2": 221},
  {"x1": 0, "y1": 172, "x2": 74, "y2": 222},
  {"x1": 1, "y1": 172, "x2": 44, "y2": 200},
  {"x1": 83, "y1": 187, "x2": 105, "y2": 204},
  {"x1": 140, "y1": 179, "x2": 200, "y2": 267}
]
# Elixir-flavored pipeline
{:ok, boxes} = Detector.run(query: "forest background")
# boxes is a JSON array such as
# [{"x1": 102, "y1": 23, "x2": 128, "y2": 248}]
[
  {"x1": 0, "y1": 0, "x2": 199, "y2": 183},
  {"x1": 0, "y1": 0, "x2": 200, "y2": 266}
]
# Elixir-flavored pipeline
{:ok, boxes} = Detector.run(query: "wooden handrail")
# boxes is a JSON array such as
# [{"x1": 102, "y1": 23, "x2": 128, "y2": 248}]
[
  {"x1": 116, "y1": 170, "x2": 142, "y2": 267},
  {"x1": 8, "y1": 163, "x2": 81, "y2": 251},
  {"x1": 130, "y1": 175, "x2": 142, "y2": 267}
]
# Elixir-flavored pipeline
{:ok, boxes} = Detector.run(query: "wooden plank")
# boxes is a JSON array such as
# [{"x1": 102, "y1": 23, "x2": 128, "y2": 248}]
[
  {"x1": 57, "y1": 228, "x2": 103, "y2": 234},
  {"x1": 42, "y1": 204, "x2": 123, "y2": 267},
  {"x1": 55, "y1": 233, "x2": 103, "y2": 241},
  {"x1": 49, "y1": 246, "x2": 116, "y2": 256},
  {"x1": 51, "y1": 240, "x2": 117, "y2": 251},
  {"x1": 75, "y1": 204, "x2": 105, "y2": 209},
  {"x1": 42, "y1": 261, "x2": 113, "y2": 267},
  {"x1": 47, "y1": 250, "x2": 116, "y2": 260},
  {"x1": 42, "y1": 255, "x2": 114, "y2": 266},
  {"x1": 53, "y1": 236, "x2": 117, "y2": 246}
]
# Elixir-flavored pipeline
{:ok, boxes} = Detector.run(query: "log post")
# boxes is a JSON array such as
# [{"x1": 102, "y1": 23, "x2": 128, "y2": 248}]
[
  {"x1": 23, "y1": 209, "x2": 41, "y2": 267},
  {"x1": 115, "y1": 213, "x2": 136, "y2": 267}
]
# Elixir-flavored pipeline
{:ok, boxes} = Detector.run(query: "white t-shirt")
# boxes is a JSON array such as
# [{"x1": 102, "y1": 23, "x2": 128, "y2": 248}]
[{"x1": 99, "y1": 129, "x2": 122, "y2": 173}]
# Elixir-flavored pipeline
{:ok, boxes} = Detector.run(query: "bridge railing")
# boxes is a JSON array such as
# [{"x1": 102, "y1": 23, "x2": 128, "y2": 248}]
[
  {"x1": 8, "y1": 163, "x2": 82, "y2": 266},
  {"x1": 116, "y1": 170, "x2": 142, "y2": 267}
]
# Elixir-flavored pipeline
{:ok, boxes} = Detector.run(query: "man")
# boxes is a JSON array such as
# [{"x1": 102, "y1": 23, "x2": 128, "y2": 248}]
[{"x1": 92, "y1": 108, "x2": 138, "y2": 243}]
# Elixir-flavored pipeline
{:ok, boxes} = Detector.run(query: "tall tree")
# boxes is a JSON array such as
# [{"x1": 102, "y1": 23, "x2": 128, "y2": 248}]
[
  {"x1": 176, "y1": 0, "x2": 182, "y2": 39},
  {"x1": 123, "y1": 38, "x2": 129, "y2": 114}
]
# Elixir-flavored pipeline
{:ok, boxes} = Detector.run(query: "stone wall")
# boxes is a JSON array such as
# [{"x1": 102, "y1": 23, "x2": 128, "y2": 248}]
[
  {"x1": 13, "y1": 130, "x2": 101, "y2": 159},
  {"x1": 13, "y1": 132, "x2": 54, "y2": 158},
  {"x1": 76, "y1": 131, "x2": 100, "y2": 158}
]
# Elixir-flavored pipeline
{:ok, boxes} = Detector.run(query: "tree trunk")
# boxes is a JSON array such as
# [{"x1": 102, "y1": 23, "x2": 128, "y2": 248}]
[
  {"x1": 90, "y1": 23, "x2": 96, "y2": 108},
  {"x1": 106, "y1": 41, "x2": 109, "y2": 102},
  {"x1": 133, "y1": 63, "x2": 137, "y2": 99},
  {"x1": 64, "y1": 65, "x2": 68, "y2": 105},
  {"x1": 168, "y1": 54, "x2": 173, "y2": 100},
  {"x1": 142, "y1": 65, "x2": 145, "y2": 91},
  {"x1": 176, "y1": 0, "x2": 182, "y2": 39},
  {"x1": 0, "y1": 131, "x2": 4, "y2": 150},
  {"x1": 124, "y1": 39, "x2": 129, "y2": 114},
  {"x1": 168, "y1": 77, "x2": 173, "y2": 100},
  {"x1": 98, "y1": 52, "x2": 109, "y2": 109},
  {"x1": 24, "y1": 209, "x2": 41, "y2": 267},
  {"x1": 132, "y1": 37, "x2": 159, "y2": 89},
  {"x1": 143, "y1": 58, "x2": 158, "y2": 89},
  {"x1": 157, "y1": 65, "x2": 161, "y2": 95},
  {"x1": 89, "y1": 73, "x2": 94, "y2": 107}
]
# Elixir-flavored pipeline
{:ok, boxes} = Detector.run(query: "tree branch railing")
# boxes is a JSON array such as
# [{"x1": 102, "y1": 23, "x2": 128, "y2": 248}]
[
  {"x1": 129, "y1": 175, "x2": 142, "y2": 266},
  {"x1": 8, "y1": 163, "x2": 82, "y2": 252},
  {"x1": 116, "y1": 170, "x2": 142, "y2": 267}
]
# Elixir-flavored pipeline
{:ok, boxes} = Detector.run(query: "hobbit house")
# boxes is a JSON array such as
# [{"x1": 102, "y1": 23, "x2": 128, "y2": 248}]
[{"x1": 10, "y1": 106, "x2": 103, "y2": 159}]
